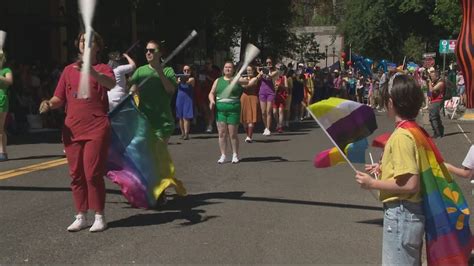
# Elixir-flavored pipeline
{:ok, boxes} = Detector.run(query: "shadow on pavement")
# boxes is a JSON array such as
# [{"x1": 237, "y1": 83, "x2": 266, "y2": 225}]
[
  {"x1": 0, "y1": 185, "x2": 122, "y2": 195},
  {"x1": 443, "y1": 131, "x2": 471, "y2": 137},
  {"x1": 190, "y1": 135, "x2": 218, "y2": 140},
  {"x1": 253, "y1": 139, "x2": 290, "y2": 143},
  {"x1": 7, "y1": 154, "x2": 65, "y2": 161},
  {"x1": 240, "y1": 156, "x2": 289, "y2": 162}
]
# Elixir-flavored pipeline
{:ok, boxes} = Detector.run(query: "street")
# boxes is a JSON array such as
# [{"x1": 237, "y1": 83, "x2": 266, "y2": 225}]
[{"x1": 1, "y1": 113, "x2": 473, "y2": 264}]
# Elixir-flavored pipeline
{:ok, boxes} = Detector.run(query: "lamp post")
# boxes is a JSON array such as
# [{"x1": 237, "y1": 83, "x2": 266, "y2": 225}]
[
  {"x1": 332, "y1": 46, "x2": 335, "y2": 66},
  {"x1": 325, "y1": 45, "x2": 328, "y2": 68}
]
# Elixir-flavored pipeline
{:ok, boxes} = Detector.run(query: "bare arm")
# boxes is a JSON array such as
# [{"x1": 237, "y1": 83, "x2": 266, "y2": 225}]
[
  {"x1": 152, "y1": 63, "x2": 176, "y2": 95},
  {"x1": 355, "y1": 172, "x2": 420, "y2": 194},
  {"x1": 0, "y1": 72, "x2": 13, "y2": 86},
  {"x1": 429, "y1": 80, "x2": 444, "y2": 93},
  {"x1": 186, "y1": 77, "x2": 195, "y2": 87},
  {"x1": 123, "y1": 53, "x2": 136, "y2": 70},
  {"x1": 90, "y1": 68, "x2": 116, "y2": 89},
  {"x1": 39, "y1": 96, "x2": 65, "y2": 114},
  {"x1": 238, "y1": 77, "x2": 249, "y2": 86},
  {"x1": 445, "y1": 162, "x2": 473, "y2": 179},
  {"x1": 208, "y1": 79, "x2": 218, "y2": 110}
]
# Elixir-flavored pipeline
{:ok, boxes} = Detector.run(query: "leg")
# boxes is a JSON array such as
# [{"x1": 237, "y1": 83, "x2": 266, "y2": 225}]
[
  {"x1": 179, "y1": 118, "x2": 185, "y2": 137},
  {"x1": 247, "y1": 123, "x2": 254, "y2": 139},
  {"x1": 64, "y1": 141, "x2": 88, "y2": 213},
  {"x1": 217, "y1": 121, "x2": 228, "y2": 156},
  {"x1": 278, "y1": 106, "x2": 284, "y2": 129},
  {"x1": 0, "y1": 112, "x2": 7, "y2": 154},
  {"x1": 184, "y1": 119, "x2": 191, "y2": 138},
  {"x1": 429, "y1": 102, "x2": 443, "y2": 137},
  {"x1": 82, "y1": 136, "x2": 109, "y2": 214},
  {"x1": 266, "y1": 101, "x2": 273, "y2": 131},
  {"x1": 260, "y1": 101, "x2": 268, "y2": 129},
  {"x1": 228, "y1": 124, "x2": 239, "y2": 157}
]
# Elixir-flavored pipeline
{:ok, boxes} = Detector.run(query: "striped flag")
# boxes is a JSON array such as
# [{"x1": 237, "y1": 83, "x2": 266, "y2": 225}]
[
  {"x1": 314, "y1": 138, "x2": 368, "y2": 168},
  {"x1": 106, "y1": 95, "x2": 186, "y2": 208}
]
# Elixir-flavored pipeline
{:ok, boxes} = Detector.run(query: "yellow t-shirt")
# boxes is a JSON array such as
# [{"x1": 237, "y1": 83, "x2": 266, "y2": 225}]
[{"x1": 379, "y1": 127, "x2": 422, "y2": 203}]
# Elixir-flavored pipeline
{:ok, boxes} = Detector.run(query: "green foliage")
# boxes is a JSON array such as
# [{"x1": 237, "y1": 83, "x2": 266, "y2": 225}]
[
  {"x1": 402, "y1": 35, "x2": 425, "y2": 62},
  {"x1": 338, "y1": 0, "x2": 462, "y2": 62},
  {"x1": 292, "y1": 33, "x2": 326, "y2": 63}
]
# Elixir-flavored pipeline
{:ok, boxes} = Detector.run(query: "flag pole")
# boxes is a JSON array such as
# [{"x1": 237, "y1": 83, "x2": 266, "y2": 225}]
[{"x1": 307, "y1": 106, "x2": 379, "y2": 200}]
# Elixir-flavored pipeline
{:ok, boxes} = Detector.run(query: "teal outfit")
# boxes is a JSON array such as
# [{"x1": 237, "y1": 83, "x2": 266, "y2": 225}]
[
  {"x1": 130, "y1": 65, "x2": 177, "y2": 139},
  {"x1": 0, "y1": 68, "x2": 12, "y2": 113},
  {"x1": 215, "y1": 77, "x2": 243, "y2": 125}
]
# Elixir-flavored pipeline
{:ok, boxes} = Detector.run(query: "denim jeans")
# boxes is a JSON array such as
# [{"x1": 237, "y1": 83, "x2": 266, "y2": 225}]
[{"x1": 382, "y1": 201, "x2": 425, "y2": 266}]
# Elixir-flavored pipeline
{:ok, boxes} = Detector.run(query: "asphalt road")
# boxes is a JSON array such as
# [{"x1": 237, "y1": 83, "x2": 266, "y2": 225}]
[{"x1": 0, "y1": 111, "x2": 473, "y2": 264}]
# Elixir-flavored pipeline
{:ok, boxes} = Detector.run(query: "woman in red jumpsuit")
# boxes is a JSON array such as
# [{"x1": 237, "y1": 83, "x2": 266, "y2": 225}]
[{"x1": 39, "y1": 32, "x2": 115, "y2": 232}]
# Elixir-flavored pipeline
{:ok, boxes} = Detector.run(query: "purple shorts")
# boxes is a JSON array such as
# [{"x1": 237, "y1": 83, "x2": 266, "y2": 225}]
[{"x1": 259, "y1": 91, "x2": 275, "y2": 102}]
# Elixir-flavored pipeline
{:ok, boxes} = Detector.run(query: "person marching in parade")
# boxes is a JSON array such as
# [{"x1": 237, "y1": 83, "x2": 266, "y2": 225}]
[
  {"x1": 39, "y1": 31, "x2": 116, "y2": 232},
  {"x1": 107, "y1": 52, "x2": 136, "y2": 110},
  {"x1": 0, "y1": 49, "x2": 13, "y2": 161},
  {"x1": 129, "y1": 40, "x2": 186, "y2": 205},
  {"x1": 209, "y1": 61, "x2": 248, "y2": 164}
]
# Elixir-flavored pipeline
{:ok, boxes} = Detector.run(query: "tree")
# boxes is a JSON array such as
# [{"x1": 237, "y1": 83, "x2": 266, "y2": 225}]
[
  {"x1": 292, "y1": 33, "x2": 326, "y2": 63},
  {"x1": 402, "y1": 34, "x2": 425, "y2": 62}
]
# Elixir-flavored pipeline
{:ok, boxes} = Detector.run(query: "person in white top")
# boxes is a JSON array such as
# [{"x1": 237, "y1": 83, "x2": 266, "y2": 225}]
[
  {"x1": 107, "y1": 52, "x2": 136, "y2": 110},
  {"x1": 445, "y1": 145, "x2": 474, "y2": 183}
]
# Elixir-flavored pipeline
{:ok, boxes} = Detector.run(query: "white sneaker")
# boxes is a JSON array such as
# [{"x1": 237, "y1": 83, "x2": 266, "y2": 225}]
[
  {"x1": 245, "y1": 136, "x2": 252, "y2": 143},
  {"x1": 263, "y1": 128, "x2": 271, "y2": 136},
  {"x1": 205, "y1": 126, "x2": 213, "y2": 133},
  {"x1": 232, "y1": 154, "x2": 239, "y2": 164},
  {"x1": 89, "y1": 214, "x2": 107, "y2": 232},
  {"x1": 67, "y1": 213, "x2": 88, "y2": 232},
  {"x1": 217, "y1": 154, "x2": 226, "y2": 164}
]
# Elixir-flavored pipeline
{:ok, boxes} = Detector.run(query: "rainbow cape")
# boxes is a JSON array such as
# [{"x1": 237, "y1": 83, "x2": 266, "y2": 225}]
[
  {"x1": 398, "y1": 121, "x2": 472, "y2": 264},
  {"x1": 308, "y1": 98, "x2": 377, "y2": 151},
  {"x1": 314, "y1": 138, "x2": 368, "y2": 168},
  {"x1": 106, "y1": 95, "x2": 186, "y2": 209}
]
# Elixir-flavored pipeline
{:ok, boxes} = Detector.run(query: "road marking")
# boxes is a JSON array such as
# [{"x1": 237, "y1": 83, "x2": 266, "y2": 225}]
[
  {"x1": 457, "y1": 124, "x2": 472, "y2": 144},
  {"x1": 0, "y1": 158, "x2": 68, "y2": 180}
]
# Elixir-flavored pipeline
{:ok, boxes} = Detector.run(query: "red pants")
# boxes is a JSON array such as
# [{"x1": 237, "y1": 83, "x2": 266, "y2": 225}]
[{"x1": 64, "y1": 136, "x2": 109, "y2": 213}]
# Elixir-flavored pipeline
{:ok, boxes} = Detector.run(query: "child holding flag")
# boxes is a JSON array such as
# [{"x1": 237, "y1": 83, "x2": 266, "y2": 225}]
[
  {"x1": 356, "y1": 74, "x2": 473, "y2": 265},
  {"x1": 355, "y1": 74, "x2": 425, "y2": 265}
]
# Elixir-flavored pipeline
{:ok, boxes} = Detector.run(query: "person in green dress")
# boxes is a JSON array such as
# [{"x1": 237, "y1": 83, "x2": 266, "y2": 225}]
[
  {"x1": 129, "y1": 40, "x2": 186, "y2": 205},
  {"x1": 0, "y1": 51, "x2": 13, "y2": 161},
  {"x1": 209, "y1": 61, "x2": 248, "y2": 164}
]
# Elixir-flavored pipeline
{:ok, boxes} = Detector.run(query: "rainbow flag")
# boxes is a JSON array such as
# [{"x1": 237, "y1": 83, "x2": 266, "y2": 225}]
[
  {"x1": 397, "y1": 121, "x2": 472, "y2": 264},
  {"x1": 308, "y1": 98, "x2": 377, "y2": 151},
  {"x1": 106, "y1": 95, "x2": 186, "y2": 209},
  {"x1": 314, "y1": 138, "x2": 368, "y2": 168}
]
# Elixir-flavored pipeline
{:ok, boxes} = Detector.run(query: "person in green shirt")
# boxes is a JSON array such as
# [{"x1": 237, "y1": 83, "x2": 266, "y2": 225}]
[
  {"x1": 129, "y1": 40, "x2": 177, "y2": 144},
  {"x1": 0, "y1": 51, "x2": 13, "y2": 161},
  {"x1": 129, "y1": 40, "x2": 186, "y2": 205},
  {"x1": 209, "y1": 61, "x2": 248, "y2": 164}
]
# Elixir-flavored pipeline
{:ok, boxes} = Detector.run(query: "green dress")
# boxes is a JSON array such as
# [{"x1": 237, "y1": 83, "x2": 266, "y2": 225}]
[
  {"x1": 215, "y1": 77, "x2": 243, "y2": 125},
  {"x1": 0, "y1": 67, "x2": 12, "y2": 113},
  {"x1": 130, "y1": 65, "x2": 177, "y2": 139}
]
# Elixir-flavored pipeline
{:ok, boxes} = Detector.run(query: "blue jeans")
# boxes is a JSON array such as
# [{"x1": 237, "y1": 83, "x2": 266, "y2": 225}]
[{"x1": 382, "y1": 201, "x2": 425, "y2": 266}]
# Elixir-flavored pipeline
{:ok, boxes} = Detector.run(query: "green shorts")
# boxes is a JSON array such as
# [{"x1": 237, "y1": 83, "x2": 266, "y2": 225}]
[
  {"x1": 216, "y1": 102, "x2": 241, "y2": 125},
  {"x1": 0, "y1": 90, "x2": 8, "y2": 113}
]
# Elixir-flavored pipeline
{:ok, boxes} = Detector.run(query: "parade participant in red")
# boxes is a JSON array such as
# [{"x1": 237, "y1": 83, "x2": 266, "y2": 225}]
[
  {"x1": 39, "y1": 31, "x2": 115, "y2": 232},
  {"x1": 273, "y1": 64, "x2": 288, "y2": 133}
]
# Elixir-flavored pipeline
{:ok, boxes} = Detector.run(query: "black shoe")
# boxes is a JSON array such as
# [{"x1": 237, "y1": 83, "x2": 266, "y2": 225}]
[{"x1": 0, "y1": 153, "x2": 8, "y2": 161}]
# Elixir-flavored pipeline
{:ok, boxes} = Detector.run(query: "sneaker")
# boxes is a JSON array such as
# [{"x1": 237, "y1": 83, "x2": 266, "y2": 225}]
[
  {"x1": 263, "y1": 128, "x2": 271, "y2": 136},
  {"x1": 89, "y1": 214, "x2": 107, "y2": 232},
  {"x1": 67, "y1": 213, "x2": 88, "y2": 232},
  {"x1": 245, "y1": 136, "x2": 252, "y2": 143},
  {"x1": 205, "y1": 126, "x2": 213, "y2": 133},
  {"x1": 277, "y1": 127, "x2": 283, "y2": 133},
  {"x1": 0, "y1": 153, "x2": 7, "y2": 162},
  {"x1": 217, "y1": 154, "x2": 226, "y2": 164},
  {"x1": 232, "y1": 154, "x2": 239, "y2": 164}
]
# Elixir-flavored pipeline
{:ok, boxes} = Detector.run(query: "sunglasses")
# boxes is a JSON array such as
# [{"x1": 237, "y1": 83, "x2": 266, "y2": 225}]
[{"x1": 145, "y1": 48, "x2": 158, "y2": 53}]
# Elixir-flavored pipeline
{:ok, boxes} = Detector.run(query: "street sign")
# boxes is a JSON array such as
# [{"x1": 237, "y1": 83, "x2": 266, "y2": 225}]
[
  {"x1": 439, "y1": 39, "x2": 456, "y2": 54},
  {"x1": 423, "y1": 52, "x2": 436, "y2": 59}
]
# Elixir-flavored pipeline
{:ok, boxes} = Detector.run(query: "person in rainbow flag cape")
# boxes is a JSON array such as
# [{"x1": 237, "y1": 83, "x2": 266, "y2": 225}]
[
  {"x1": 106, "y1": 40, "x2": 186, "y2": 209},
  {"x1": 354, "y1": 74, "x2": 473, "y2": 265}
]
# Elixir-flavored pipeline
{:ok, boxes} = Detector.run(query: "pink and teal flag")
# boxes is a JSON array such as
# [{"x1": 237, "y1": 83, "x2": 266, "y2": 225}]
[
  {"x1": 106, "y1": 95, "x2": 186, "y2": 209},
  {"x1": 308, "y1": 98, "x2": 377, "y2": 151},
  {"x1": 314, "y1": 138, "x2": 368, "y2": 168},
  {"x1": 384, "y1": 122, "x2": 472, "y2": 264}
]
